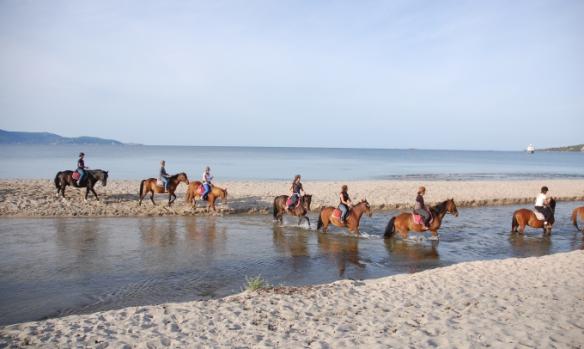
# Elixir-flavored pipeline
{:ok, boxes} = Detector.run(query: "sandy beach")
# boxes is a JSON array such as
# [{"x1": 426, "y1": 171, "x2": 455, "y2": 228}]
[
  {"x1": 0, "y1": 179, "x2": 583, "y2": 217},
  {"x1": 0, "y1": 250, "x2": 582, "y2": 348}
]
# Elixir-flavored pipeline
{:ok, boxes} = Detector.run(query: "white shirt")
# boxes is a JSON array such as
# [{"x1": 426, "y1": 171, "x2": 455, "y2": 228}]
[
  {"x1": 202, "y1": 171, "x2": 213, "y2": 183},
  {"x1": 535, "y1": 193, "x2": 547, "y2": 206}
]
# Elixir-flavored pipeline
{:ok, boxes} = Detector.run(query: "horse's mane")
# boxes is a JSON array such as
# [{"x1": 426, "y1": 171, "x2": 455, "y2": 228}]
[
  {"x1": 431, "y1": 199, "x2": 449, "y2": 214},
  {"x1": 169, "y1": 172, "x2": 185, "y2": 180}
]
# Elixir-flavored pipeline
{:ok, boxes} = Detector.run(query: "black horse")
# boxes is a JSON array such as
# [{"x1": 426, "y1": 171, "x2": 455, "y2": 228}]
[
  {"x1": 54, "y1": 169, "x2": 109, "y2": 201},
  {"x1": 273, "y1": 194, "x2": 312, "y2": 226}
]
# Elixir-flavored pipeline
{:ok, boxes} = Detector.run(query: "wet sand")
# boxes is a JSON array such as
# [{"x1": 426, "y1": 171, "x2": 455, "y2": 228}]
[
  {"x1": 1, "y1": 250, "x2": 582, "y2": 348},
  {"x1": 0, "y1": 179, "x2": 583, "y2": 217}
]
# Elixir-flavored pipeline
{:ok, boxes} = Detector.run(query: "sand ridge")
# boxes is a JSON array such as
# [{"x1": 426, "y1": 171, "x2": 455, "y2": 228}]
[
  {"x1": 1, "y1": 179, "x2": 583, "y2": 217},
  {"x1": 0, "y1": 250, "x2": 582, "y2": 348}
]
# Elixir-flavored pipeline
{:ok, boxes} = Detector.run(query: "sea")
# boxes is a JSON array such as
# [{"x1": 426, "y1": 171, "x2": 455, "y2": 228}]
[{"x1": 0, "y1": 144, "x2": 583, "y2": 181}]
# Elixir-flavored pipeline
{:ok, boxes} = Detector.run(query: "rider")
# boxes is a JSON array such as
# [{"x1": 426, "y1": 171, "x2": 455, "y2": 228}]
[
  {"x1": 76, "y1": 152, "x2": 88, "y2": 186},
  {"x1": 159, "y1": 160, "x2": 170, "y2": 191},
  {"x1": 202, "y1": 166, "x2": 213, "y2": 200},
  {"x1": 287, "y1": 174, "x2": 304, "y2": 210},
  {"x1": 338, "y1": 185, "x2": 352, "y2": 224},
  {"x1": 415, "y1": 186, "x2": 431, "y2": 229},
  {"x1": 534, "y1": 186, "x2": 551, "y2": 225}
]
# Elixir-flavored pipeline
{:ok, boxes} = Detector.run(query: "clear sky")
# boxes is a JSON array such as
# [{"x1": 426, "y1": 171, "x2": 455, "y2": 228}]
[{"x1": 0, "y1": 0, "x2": 582, "y2": 150}]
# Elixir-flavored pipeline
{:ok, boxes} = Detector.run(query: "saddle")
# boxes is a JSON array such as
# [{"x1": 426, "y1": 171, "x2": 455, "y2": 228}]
[
  {"x1": 286, "y1": 196, "x2": 301, "y2": 208},
  {"x1": 412, "y1": 211, "x2": 433, "y2": 226},
  {"x1": 533, "y1": 210, "x2": 545, "y2": 221},
  {"x1": 156, "y1": 179, "x2": 164, "y2": 187},
  {"x1": 72, "y1": 171, "x2": 80, "y2": 181},
  {"x1": 332, "y1": 208, "x2": 343, "y2": 219}
]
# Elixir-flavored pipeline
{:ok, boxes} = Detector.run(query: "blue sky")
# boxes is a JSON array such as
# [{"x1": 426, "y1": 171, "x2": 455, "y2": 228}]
[{"x1": 0, "y1": 0, "x2": 582, "y2": 150}]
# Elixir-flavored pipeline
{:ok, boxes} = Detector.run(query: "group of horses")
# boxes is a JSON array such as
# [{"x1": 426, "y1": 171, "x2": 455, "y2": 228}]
[{"x1": 53, "y1": 169, "x2": 584, "y2": 239}]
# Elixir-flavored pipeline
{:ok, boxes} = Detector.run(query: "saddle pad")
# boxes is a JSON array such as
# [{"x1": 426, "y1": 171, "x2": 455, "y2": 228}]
[
  {"x1": 332, "y1": 209, "x2": 342, "y2": 219},
  {"x1": 156, "y1": 179, "x2": 164, "y2": 187},
  {"x1": 197, "y1": 186, "x2": 205, "y2": 195},
  {"x1": 72, "y1": 172, "x2": 80, "y2": 180},
  {"x1": 286, "y1": 197, "x2": 301, "y2": 208},
  {"x1": 412, "y1": 213, "x2": 424, "y2": 225},
  {"x1": 533, "y1": 210, "x2": 545, "y2": 221}
]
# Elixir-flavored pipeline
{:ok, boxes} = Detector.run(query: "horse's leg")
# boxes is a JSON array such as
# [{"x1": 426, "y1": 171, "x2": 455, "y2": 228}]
[
  {"x1": 150, "y1": 191, "x2": 156, "y2": 206},
  {"x1": 91, "y1": 186, "x2": 99, "y2": 201},
  {"x1": 305, "y1": 216, "x2": 310, "y2": 228},
  {"x1": 430, "y1": 230, "x2": 439, "y2": 240}
]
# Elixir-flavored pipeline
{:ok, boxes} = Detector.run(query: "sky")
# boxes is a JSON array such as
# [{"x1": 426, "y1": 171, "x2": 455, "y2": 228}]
[{"x1": 0, "y1": 0, "x2": 583, "y2": 150}]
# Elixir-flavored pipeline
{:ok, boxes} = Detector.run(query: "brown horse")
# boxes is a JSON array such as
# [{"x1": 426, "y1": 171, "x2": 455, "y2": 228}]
[
  {"x1": 273, "y1": 194, "x2": 313, "y2": 226},
  {"x1": 138, "y1": 172, "x2": 189, "y2": 206},
  {"x1": 185, "y1": 181, "x2": 228, "y2": 212},
  {"x1": 384, "y1": 199, "x2": 459, "y2": 240},
  {"x1": 317, "y1": 200, "x2": 372, "y2": 234},
  {"x1": 511, "y1": 198, "x2": 556, "y2": 235},
  {"x1": 573, "y1": 206, "x2": 584, "y2": 232}
]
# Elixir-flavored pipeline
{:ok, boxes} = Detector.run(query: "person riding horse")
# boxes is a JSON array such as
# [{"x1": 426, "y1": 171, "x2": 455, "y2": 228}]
[
  {"x1": 338, "y1": 185, "x2": 352, "y2": 224},
  {"x1": 159, "y1": 160, "x2": 170, "y2": 191},
  {"x1": 76, "y1": 152, "x2": 88, "y2": 186},
  {"x1": 415, "y1": 186, "x2": 431, "y2": 229},
  {"x1": 534, "y1": 186, "x2": 552, "y2": 225},
  {"x1": 202, "y1": 166, "x2": 214, "y2": 201},
  {"x1": 287, "y1": 174, "x2": 304, "y2": 211}
]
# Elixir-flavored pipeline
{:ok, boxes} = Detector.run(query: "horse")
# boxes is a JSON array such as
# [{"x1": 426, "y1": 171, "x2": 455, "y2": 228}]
[
  {"x1": 273, "y1": 194, "x2": 313, "y2": 226},
  {"x1": 138, "y1": 172, "x2": 189, "y2": 206},
  {"x1": 54, "y1": 169, "x2": 109, "y2": 201},
  {"x1": 317, "y1": 199, "x2": 372, "y2": 234},
  {"x1": 384, "y1": 199, "x2": 459, "y2": 240},
  {"x1": 572, "y1": 206, "x2": 584, "y2": 232},
  {"x1": 511, "y1": 198, "x2": 556, "y2": 235},
  {"x1": 185, "y1": 181, "x2": 228, "y2": 212}
]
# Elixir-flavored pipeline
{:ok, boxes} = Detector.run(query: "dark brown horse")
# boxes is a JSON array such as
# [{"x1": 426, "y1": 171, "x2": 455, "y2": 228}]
[
  {"x1": 54, "y1": 169, "x2": 109, "y2": 201},
  {"x1": 511, "y1": 198, "x2": 556, "y2": 235},
  {"x1": 273, "y1": 194, "x2": 313, "y2": 226},
  {"x1": 317, "y1": 200, "x2": 372, "y2": 234},
  {"x1": 384, "y1": 199, "x2": 459, "y2": 240},
  {"x1": 138, "y1": 172, "x2": 189, "y2": 206},
  {"x1": 185, "y1": 181, "x2": 228, "y2": 212},
  {"x1": 572, "y1": 206, "x2": 584, "y2": 232}
]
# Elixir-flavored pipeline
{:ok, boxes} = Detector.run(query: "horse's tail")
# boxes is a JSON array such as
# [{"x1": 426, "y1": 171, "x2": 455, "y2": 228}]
[
  {"x1": 572, "y1": 209, "x2": 579, "y2": 230},
  {"x1": 139, "y1": 179, "x2": 145, "y2": 198},
  {"x1": 317, "y1": 208, "x2": 324, "y2": 230},
  {"x1": 512, "y1": 213, "x2": 518, "y2": 232},
  {"x1": 54, "y1": 172, "x2": 61, "y2": 189},
  {"x1": 384, "y1": 217, "x2": 396, "y2": 238},
  {"x1": 273, "y1": 197, "x2": 279, "y2": 219}
]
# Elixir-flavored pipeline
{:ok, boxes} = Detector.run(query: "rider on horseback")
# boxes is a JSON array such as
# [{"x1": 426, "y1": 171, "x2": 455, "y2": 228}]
[
  {"x1": 287, "y1": 174, "x2": 304, "y2": 211},
  {"x1": 415, "y1": 186, "x2": 431, "y2": 229},
  {"x1": 76, "y1": 152, "x2": 87, "y2": 186},
  {"x1": 534, "y1": 186, "x2": 552, "y2": 225},
  {"x1": 338, "y1": 185, "x2": 352, "y2": 224},
  {"x1": 202, "y1": 166, "x2": 213, "y2": 200},
  {"x1": 159, "y1": 160, "x2": 170, "y2": 191}
]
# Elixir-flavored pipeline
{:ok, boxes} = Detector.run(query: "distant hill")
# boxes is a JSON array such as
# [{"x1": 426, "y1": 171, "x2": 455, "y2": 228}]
[
  {"x1": 0, "y1": 129, "x2": 124, "y2": 145},
  {"x1": 540, "y1": 144, "x2": 584, "y2": 152}
]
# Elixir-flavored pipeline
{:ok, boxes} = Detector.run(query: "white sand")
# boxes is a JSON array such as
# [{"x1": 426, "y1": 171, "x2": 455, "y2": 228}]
[
  {"x1": 1, "y1": 250, "x2": 582, "y2": 348},
  {"x1": 1, "y1": 179, "x2": 583, "y2": 217}
]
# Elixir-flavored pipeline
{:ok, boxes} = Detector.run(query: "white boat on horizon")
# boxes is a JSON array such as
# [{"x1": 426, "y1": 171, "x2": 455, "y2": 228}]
[{"x1": 526, "y1": 144, "x2": 535, "y2": 153}]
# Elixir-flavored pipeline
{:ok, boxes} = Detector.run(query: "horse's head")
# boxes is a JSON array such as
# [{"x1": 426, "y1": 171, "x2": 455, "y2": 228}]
[
  {"x1": 446, "y1": 198, "x2": 459, "y2": 217},
  {"x1": 302, "y1": 194, "x2": 312, "y2": 211},
  {"x1": 177, "y1": 172, "x2": 189, "y2": 184},
  {"x1": 548, "y1": 197, "x2": 556, "y2": 212},
  {"x1": 101, "y1": 170, "x2": 109, "y2": 186},
  {"x1": 358, "y1": 199, "x2": 372, "y2": 217}
]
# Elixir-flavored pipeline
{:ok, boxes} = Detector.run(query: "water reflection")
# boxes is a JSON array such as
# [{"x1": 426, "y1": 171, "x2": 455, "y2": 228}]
[
  {"x1": 139, "y1": 218, "x2": 178, "y2": 247},
  {"x1": 508, "y1": 233, "x2": 552, "y2": 258},
  {"x1": 54, "y1": 218, "x2": 107, "y2": 275},
  {"x1": 184, "y1": 217, "x2": 227, "y2": 259},
  {"x1": 383, "y1": 238, "x2": 440, "y2": 262},
  {"x1": 317, "y1": 234, "x2": 364, "y2": 277}
]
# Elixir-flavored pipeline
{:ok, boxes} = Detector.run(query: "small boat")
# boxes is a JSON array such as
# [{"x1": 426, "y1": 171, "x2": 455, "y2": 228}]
[{"x1": 526, "y1": 144, "x2": 535, "y2": 154}]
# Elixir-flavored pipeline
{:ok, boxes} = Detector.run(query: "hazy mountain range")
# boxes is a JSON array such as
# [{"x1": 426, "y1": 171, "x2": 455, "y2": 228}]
[{"x1": 0, "y1": 129, "x2": 125, "y2": 145}]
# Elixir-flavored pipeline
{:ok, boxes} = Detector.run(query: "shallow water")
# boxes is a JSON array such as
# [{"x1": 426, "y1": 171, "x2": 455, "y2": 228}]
[{"x1": 0, "y1": 202, "x2": 582, "y2": 325}]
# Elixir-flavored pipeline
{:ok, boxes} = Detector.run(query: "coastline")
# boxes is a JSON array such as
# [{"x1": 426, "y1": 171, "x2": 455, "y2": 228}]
[
  {"x1": 1, "y1": 179, "x2": 583, "y2": 217},
  {"x1": 1, "y1": 250, "x2": 582, "y2": 347}
]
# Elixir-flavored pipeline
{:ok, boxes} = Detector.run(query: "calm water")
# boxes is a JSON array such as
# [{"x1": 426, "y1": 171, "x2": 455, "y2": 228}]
[
  {"x1": 0, "y1": 144, "x2": 583, "y2": 180},
  {"x1": 1, "y1": 202, "x2": 583, "y2": 325}
]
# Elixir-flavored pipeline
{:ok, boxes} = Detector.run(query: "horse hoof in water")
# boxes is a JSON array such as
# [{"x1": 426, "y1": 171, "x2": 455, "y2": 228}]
[{"x1": 429, "y1": 235, "x2": 440, "y2": 241}]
